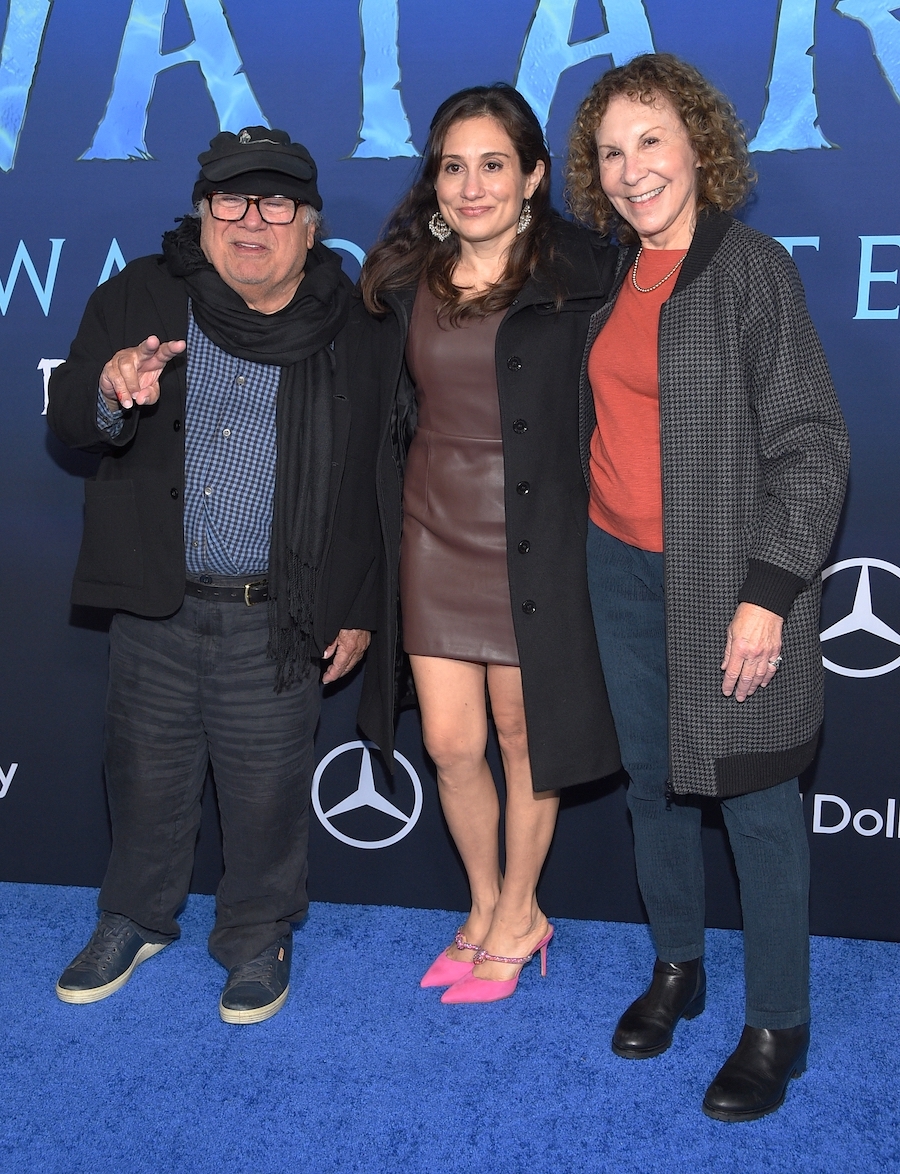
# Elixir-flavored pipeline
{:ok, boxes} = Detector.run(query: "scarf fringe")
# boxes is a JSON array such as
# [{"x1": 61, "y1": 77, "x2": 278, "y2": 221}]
[{"x1": 269, "y1": 554, "x2": 318, "y2": 691}]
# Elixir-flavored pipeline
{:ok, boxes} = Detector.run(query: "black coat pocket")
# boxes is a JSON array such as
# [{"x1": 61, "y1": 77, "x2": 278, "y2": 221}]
[{"x1": 75, "y1": 479, "x2": 144, "y2": 588}]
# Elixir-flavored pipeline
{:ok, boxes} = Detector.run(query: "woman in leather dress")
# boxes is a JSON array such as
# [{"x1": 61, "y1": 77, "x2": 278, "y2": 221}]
[{"x1": 360, "y1": 85, "x2": 620, "y2": 1003}]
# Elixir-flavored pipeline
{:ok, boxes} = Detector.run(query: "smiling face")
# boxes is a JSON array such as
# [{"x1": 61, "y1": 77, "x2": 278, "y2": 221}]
[
  {"x1": 433, "y1": 115, "x2": 544, "y2": 250},
  {"x1": 594, "y1": 92, "x2": 700, "y2": 250},
  {"x1": 199, "y1": 197, "x2": 316, "y2": 313}
]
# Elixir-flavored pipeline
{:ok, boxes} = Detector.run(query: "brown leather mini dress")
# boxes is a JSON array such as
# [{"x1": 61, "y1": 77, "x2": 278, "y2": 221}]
[{"x1": 399, "y1": 283, "x2": 519, "y2": 666}]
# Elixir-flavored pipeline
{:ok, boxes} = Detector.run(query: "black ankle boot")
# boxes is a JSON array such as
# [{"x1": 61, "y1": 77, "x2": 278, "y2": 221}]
[
  {"x1": 702, "y1": 1023, "x2": 809, "y2": 1122},
  {"x1": 611, "y1": 957, "x2": 705, "y2": 1059}
]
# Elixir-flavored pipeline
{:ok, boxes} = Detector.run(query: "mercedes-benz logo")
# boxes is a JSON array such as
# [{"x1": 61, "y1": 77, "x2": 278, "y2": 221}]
[
  {"x1": 820, "y1": 558, "x2": 900, "y2": 678},
  {"x1": 312, "y1": 740, "x2": 423, "y2": 849}
]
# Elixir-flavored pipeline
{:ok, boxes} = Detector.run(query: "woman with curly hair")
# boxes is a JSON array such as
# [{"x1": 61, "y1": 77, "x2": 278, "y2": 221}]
[
  {"x1": 359, "y1": 84, "x2": 620, "y2": 1003},
  {"x1": 566, "y1": 54, "x2": 849, "y2": 1119}
]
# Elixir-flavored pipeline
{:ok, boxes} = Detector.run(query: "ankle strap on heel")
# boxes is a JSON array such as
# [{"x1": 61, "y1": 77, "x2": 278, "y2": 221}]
[
  {"x1": 473, "y1": 948, "x2": 532, "y2": 966},
  {"x1": 454, "y1": 928, "x2": 479, "y2": 953},
  {"x1": 472, "y1": 926, "x2": 554, "y2": 968}
]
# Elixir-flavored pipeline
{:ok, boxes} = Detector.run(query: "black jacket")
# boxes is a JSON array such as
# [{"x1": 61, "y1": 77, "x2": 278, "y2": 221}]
[
  {"x1": 357, "y1": 219, "x2": 621, "y2": 791},
  {"x1": 47, "y1": 252, "x2": 383, "y2": 656}
]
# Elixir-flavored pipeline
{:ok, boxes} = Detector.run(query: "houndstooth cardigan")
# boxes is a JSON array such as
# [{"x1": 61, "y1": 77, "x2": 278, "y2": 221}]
[{"x1": 580, "y1": 211, "x2": 850, "y2": 798}]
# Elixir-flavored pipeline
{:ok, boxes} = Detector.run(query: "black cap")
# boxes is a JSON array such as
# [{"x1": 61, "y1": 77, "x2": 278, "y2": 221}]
[{"x1": 193, "y1": 126, "x2": 322, "y2": 210}]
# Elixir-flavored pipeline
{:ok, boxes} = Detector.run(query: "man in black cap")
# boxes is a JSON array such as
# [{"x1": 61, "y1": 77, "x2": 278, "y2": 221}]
[{"x1": 48, "y1": 127, "x2": 385, "y2": 1023}]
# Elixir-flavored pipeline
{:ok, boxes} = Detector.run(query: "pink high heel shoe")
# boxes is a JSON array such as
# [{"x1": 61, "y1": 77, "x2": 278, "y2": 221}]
[
  {"x1": 420, "y1": 928, "x2": 480, "y2": 988},
  {"x1": 440, "y1": 925, "x2": 554, "y2": 1004}
]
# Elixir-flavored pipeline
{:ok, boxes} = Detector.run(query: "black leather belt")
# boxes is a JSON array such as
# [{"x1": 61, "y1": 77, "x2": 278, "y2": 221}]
[{"x1": 184, "y1": 578, "x2": 268, "y2": 606}]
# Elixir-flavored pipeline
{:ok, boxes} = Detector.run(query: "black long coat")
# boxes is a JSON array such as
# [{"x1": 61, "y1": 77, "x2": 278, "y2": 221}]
[{"x1": 358, "y1": 220, "x2": 621, "y2": 792}]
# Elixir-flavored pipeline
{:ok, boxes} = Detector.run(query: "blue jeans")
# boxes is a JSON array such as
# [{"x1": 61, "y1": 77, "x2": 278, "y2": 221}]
[
  {"x1": 99, "y1": 591, "x2": 320, "y2": 969},
  {"x1": 586, "y1": 522, "x2": 810, "y2": 1029}
]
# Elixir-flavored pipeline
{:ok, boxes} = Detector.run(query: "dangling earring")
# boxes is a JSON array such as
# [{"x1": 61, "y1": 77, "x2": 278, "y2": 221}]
[
  {"x1": 429, "y1": 211, "x2": 451, "y2": 241},
  {"x1": 516, "y1": 199, "x2": 532, "y2": 235}
]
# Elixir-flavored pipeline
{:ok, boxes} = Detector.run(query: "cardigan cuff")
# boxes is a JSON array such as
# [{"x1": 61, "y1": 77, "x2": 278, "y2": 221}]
[{"x1": 738, "y1": 559, "x2": 807, "y2": 619}]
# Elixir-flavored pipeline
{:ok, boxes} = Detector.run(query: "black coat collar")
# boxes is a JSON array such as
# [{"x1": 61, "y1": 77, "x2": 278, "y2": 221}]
[
  {"x1": 517, "y1": 217, "x2": 614, "y2": 309},
  {"x1": 385, "y1": 217, "x2": 614, "y2": 321}
]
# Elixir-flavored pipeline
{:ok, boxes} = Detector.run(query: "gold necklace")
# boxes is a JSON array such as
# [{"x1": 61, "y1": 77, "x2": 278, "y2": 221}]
[{"x1": 631, "y1": 246, "x2": 687, "y2": 293}]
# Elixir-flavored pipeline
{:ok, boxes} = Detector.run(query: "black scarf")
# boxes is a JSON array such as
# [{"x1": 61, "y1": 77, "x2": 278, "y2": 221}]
[{"x1": 162, "y1": 217, "x2": 350, "y2": 687}]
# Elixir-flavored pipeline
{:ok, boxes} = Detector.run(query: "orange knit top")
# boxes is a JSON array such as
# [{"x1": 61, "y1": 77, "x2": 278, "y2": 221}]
[{"x1": 588, "y1": 249, "x2": 686, "y2": 553}]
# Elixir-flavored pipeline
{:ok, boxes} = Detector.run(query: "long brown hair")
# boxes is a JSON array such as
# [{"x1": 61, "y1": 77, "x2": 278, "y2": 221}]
[
  {"x1": 566, "y1": 53, "x2": 755, "y2": 243},
  {"x1": 360, "y1": 83, "x2": 553, "y2": 323}
]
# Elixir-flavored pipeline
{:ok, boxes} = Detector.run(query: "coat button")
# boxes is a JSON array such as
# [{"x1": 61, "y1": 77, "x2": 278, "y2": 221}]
[
  {"x1": 512, "y1": 418, "x2": 528, "y2": 434},
  {"x1": 173, "y1": 419, "x2": 181, "y2": 432},
  {"x1": 516, "y1": 481, "x2": 530, "y2": 495},
  {"x1": 518, "y1": 540, "x2": 530, "y2": 554},
  {"x1": 521, "y1": 599, "x2": 536, "y2": 614},
  {"x1": 507, "y1": 355, "x2": 522, "y2": 371},
  {"x1": 170, "y1": 488, "x2": 179, "y2": 499}
]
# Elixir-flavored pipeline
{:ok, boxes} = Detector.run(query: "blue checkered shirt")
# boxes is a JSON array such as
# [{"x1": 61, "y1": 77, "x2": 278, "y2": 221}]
[{"x1": 96, "y1": 307, "x2": 280, "y2": 575}]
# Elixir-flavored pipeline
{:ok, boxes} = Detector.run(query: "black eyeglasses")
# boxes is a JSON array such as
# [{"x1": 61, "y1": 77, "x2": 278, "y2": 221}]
[{"x1": 206, "y1": 193, "x2": 306, "y2": 224}]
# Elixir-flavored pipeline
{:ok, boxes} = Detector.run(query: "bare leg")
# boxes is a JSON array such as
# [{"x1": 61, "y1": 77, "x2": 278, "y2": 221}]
[
  {"x1": 475, "y1": 664, "x2": 558, "y2": 981},
  {"x1": 410, "y1": 655, "x2": 502, "y2": 961}
]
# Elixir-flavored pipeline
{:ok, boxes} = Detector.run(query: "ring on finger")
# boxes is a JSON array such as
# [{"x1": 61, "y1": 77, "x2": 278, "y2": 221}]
[{"x1": 768, "y1": 655, "x2": 783, "y2": 668}]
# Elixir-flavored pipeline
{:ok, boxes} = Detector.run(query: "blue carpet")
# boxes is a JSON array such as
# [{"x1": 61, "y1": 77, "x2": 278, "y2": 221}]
[{"x1": 1, "y1": 882, "x2": 897, "y2": 1173}]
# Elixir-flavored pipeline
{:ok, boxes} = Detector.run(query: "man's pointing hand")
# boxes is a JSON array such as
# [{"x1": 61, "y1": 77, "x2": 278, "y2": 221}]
[{"x1": 99, "y1": 335, "x2": 187, "y2": 410}]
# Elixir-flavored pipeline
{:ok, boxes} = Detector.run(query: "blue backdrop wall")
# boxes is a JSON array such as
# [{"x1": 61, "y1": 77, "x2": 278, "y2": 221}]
[{"x1": 1, "y1": 0, "x2": 898, "y2": 941}]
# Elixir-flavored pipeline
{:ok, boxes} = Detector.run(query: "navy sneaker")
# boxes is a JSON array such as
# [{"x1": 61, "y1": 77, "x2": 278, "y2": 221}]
[
  {"x1": 219, "y1": 933, "x2": 292, "y2": 1024},
  {"x1": 56, "y1": 913, "x2": 168, "y2": 1004}
]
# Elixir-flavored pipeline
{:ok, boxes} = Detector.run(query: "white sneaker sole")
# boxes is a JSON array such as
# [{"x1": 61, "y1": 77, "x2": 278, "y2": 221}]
[
  {"x1": 219, "y1": 983, "x2": 290, "y2": 1025},
  {"x1": 55, "y1": 941, "x2": 168, "y2": 1004}
]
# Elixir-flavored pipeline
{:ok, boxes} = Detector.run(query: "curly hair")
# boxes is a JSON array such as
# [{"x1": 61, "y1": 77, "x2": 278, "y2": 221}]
[
  {"x1": 565, "y1": 53, "x2": 755, "y2": 242},
  {"x1": 360, "y1": 83, "x2": 553, "y2": 323}
]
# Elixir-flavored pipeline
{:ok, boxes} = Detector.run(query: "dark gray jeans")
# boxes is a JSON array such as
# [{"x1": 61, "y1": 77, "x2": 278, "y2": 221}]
[
  {"x1": 587, "y1": 522, "x2": 810, "y2": 1029},
  {"x1": 99, "y1": 592, "x2": 320, "y2": 969}
]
